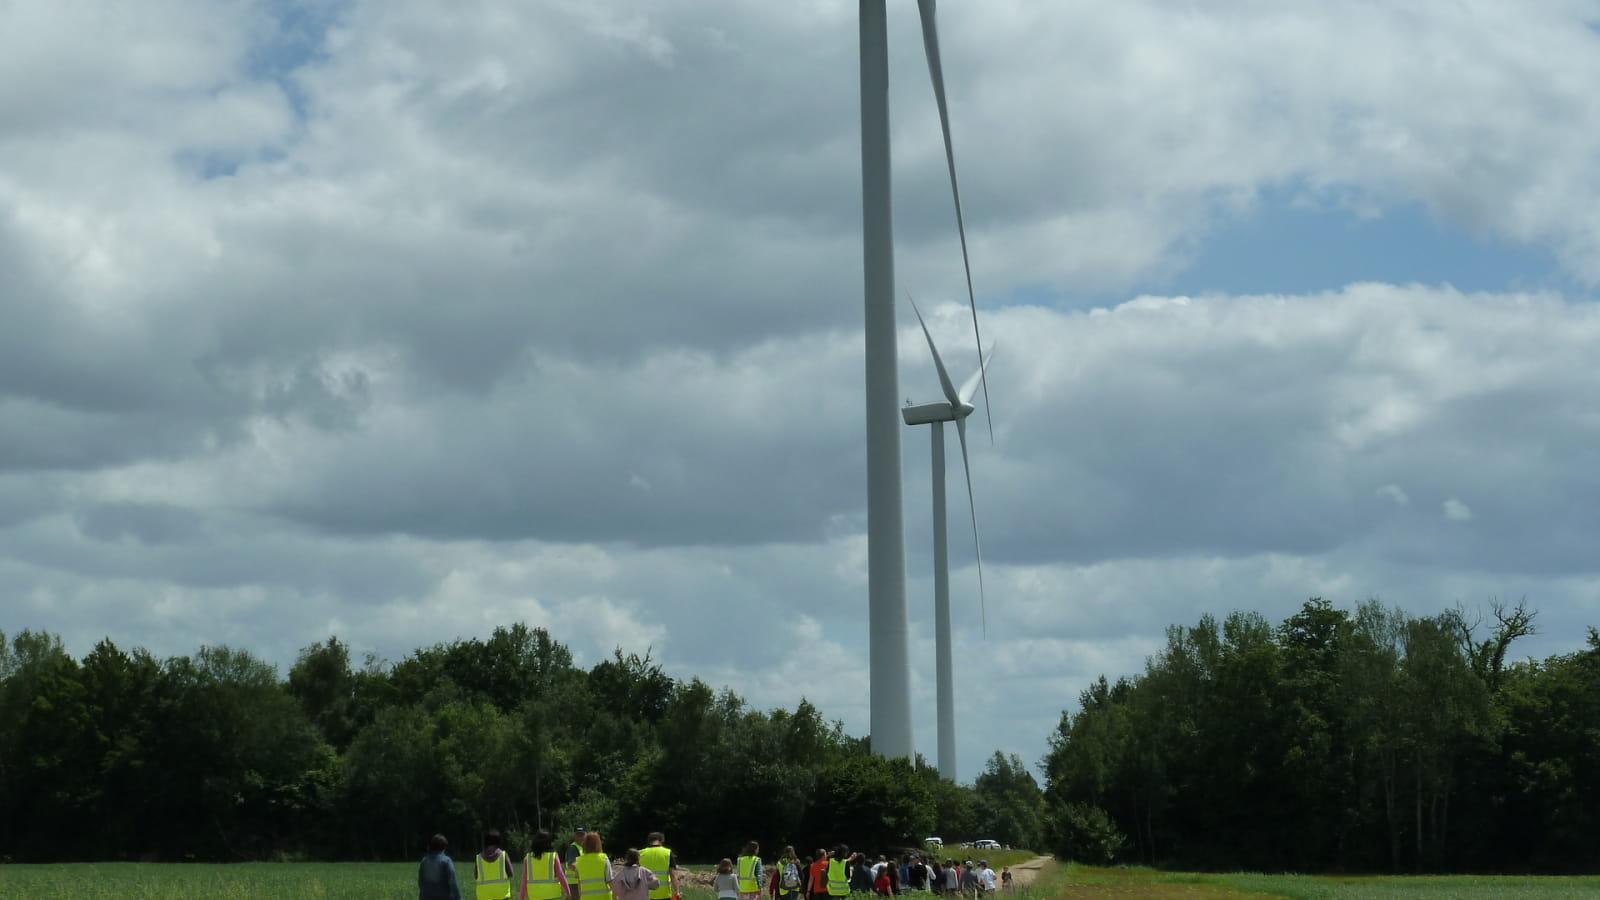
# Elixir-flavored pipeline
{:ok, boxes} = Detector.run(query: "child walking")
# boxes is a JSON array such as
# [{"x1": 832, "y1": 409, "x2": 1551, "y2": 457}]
[{"x1": 716, "y1": 859, "x2": 740, "y2": 900}]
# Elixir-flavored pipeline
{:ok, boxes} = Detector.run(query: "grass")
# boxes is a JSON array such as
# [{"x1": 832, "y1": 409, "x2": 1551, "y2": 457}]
[
  {"x1": 5, "y1": 859, "x2": 1598, "y2": 899},
  {"x1": 0, "y1": 861, "x2": 449, "y2": 900},
  {"x1": 1036, "y1": 863, "x2": 1600, "y2": 898}
]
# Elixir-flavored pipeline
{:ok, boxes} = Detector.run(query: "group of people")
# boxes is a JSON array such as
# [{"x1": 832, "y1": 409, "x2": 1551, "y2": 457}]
[
  {"x1": 815, "y1": 848, "x2": 1003, "y2": 898},
  {"x1": 713, "y1": 843, "x2": 1005, "y2": 900},
  {"x1": 419, "y1": 828, "x2": 1010, "y2": 900},
  {"x1": 420, "y1": 827, "x2": 680, "y2": 900}
]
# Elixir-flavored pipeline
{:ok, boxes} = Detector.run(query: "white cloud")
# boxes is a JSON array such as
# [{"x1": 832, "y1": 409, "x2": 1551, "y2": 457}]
[
  {"x1": 1377, "y1": 484, "x2": 1411, "y2": 506},
  {"x1": 7, "y1": 1, "x2": 1600, "y2": 782}
]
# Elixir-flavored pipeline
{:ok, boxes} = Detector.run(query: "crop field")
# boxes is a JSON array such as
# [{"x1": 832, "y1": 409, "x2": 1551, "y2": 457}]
[
  {"x1": 1043, "y1": 863, "x2": 1600, "y2": 898},
  {"x1": 0, "y1": 861, "x2": 431, "y2": 899},
  {"x1": 0, "y1": 862, "x2": 731, "y2": 900},
  {"x1": 4, "y1": 861, "x2": 1600, "y2": 899}
]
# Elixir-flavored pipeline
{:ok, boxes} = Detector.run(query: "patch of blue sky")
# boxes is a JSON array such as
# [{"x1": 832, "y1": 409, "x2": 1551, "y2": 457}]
[
  {"x1": 174, "y1": 146, "x2": 287, "y2": 180},
  {"x1": 174, "y1": 149, "x2": 241, "y2": 179},
  {"x1": 1162, "y1": 185, "x2": 1578, "y2": 301},
  {"x1": 175, "y1": 1, "x2": 338, "y2": 180},
  {"x1": 246, "y1": 0, "x2": 347, "y2": 120},
  {"x1": 1002, "y1": 186, "x2": 1583, "y2": 311}
]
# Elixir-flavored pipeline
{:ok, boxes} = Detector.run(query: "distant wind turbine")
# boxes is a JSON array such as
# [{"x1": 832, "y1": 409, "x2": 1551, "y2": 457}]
[
  {"x1": 903, "y1": 298, "x2": 991, "y2": 782},
  {"x1": 860, "y1": 0, "x2": 987, "y2": 762}
]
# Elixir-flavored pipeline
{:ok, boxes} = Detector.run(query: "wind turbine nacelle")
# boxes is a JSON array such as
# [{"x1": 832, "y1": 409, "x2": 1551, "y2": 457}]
[{"x1": 903, "y1": 401, "x2": 958, "y2": 425}]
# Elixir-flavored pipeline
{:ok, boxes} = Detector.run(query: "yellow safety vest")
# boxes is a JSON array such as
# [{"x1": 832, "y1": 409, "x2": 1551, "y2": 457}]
[
  {"x1": 826, "y1": 859, "x2": 847, "y2": 897},
  {"x1": 640, "y1": 845, "x2": 673, "y2": 900},
  {"x1": 524, "y1": 852, "x2": 564, "y2": 900},
  {"x1": 737, "y1": 855, "x2": 760, "y2": 894},
  {"x1": 475, "y1": 852, "x2": 514, "y2": 900},
  {"x1": 576, "y1": 851, "x2": 611, "y2": 900}
]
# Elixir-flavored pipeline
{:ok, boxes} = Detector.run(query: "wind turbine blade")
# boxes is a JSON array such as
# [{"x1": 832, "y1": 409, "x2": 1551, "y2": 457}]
[
  {"x1": 955, "y1": 415, "x2": 987, "y2": 639},
  {"x1": 958, "y1": 342, "x2": 996, "y2": 406},
  {"x1": 910, "y1": 296, "x2": 961, "y2": 408},
  {"x1": 917, "y1": 0, "x2": 992, "y2": 444}
]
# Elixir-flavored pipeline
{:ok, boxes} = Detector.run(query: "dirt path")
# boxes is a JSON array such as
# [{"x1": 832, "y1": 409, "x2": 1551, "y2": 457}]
[
  {"x1": 1001, "y1": 857, "x2": 1283, "y2": 899},
  {"x1": 1005, "y1": 856, "x2": 1052, "y2": 888}
]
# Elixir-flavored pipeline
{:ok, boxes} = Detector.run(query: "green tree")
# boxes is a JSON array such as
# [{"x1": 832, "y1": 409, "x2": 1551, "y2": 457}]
[
  {"x1": 287, "y1": 637, "x2": 362, "y2": 750},
  {"x1": 343, "y1": 704, "x2": 447, "y2": 858},
  {"x1": 801, "y1": 752, "x2": 933, "y2": 851},
  {"x1": 973, "y1": 752, "x2": 1042, "y2": 849},
  {"x1": 0, "y1": 630, "x2": 92, "y2": 859},
  {"x1": 143, "y1": 646, "x2": 323, "y2": 859},
  {"x1": 76, "y1": 639, "x2": 166, "y2": 853},
  {"x1": 433, "y1": 698, "x2": 525, "y2": 838},
  {"x1": 1397, "y1": 614, "x2": 1493, "y2": 870},
  {"x1": 1494, "y1": 629, "x2": 1600, "y2": 870},
  {"x1": 918, "y1": 765, "x2": 978, "y2": 846}
]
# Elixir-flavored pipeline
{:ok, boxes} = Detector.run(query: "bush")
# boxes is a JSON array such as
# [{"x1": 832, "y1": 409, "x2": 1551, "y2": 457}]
[{"x1": 1045, "y1": 803, "x2": 1124, "y2": 865}]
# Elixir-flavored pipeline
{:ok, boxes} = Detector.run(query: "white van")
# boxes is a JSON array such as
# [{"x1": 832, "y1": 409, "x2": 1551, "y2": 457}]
[{"x1": 972, "y1": 839, "x2": 1001, "y2": 850}]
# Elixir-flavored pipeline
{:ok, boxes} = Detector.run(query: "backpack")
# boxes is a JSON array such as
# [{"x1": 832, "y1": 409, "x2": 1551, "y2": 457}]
[{"x1": 781, "y1": 862, "x2": 802, "y2": 890}]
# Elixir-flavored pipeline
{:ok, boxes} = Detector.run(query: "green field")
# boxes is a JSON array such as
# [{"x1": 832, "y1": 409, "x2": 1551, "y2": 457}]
[
  {"x1": 0, "y1": 862, "x2": 434, "y2": 900},
  {"x1": 0, "y1": 862, "x2": 728, "y2": 900},
  {"x1": 1040, "y1": 863, "x2": 1600, "y2": 898},
  {"x1": 4, "y1": 861, "x2": 1600, "y2": 899}
]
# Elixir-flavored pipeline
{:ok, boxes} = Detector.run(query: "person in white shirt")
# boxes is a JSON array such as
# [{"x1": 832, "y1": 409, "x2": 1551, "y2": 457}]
[{"x1": 976, "y1": 862, "x2": 996, "y2": 896}]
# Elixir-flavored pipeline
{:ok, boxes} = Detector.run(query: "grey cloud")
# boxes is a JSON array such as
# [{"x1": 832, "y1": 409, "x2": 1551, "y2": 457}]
[
  {"x1": 74, "y1": 502, "x2": 207, "y2": 546},
  {"x1": 264, "y1": 340, "x2": 868, "y2": 545},
  {"x1": 3, "y1": 507, "x2": 431, "y2": 601},
  {"x1": 9, "y1": 1, "x2": 1600, "y2": 783},
  {"x1": 0, "y1": 476, "x2": 64, "y2": 530},
  {"x1": 897, "y1": 289, "x2": 1600, "y2": 579}
]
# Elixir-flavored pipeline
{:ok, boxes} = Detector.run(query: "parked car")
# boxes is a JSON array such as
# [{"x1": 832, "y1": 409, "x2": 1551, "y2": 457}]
[{"x1": 972, "y1": 839, "x2": 1001, "y2": 850}]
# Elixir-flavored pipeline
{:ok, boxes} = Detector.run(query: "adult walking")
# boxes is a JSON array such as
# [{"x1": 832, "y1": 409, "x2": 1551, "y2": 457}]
[
  {"x1": 806, "y1": 848, "x2": 829, "y2": 900},
  {"x1": 975, "y1": 861, "x2": 995, "y2": 899},
  {"x1": 737, "y1": 841, "x2": 764, "y2": 900},
  {"x1": 640, "y1": 832, "x2": 678, "y2": 900},
  {"x1": 614, "y1": 849, "x2": 662, "y2": 900},
  {"x1": 475, "y1": 830, "x2": 515, "y2": 900},
  {"x1": 419, "y1": 833, "x2": 463, "y2": 900},
  {"x1": 574, "y1": 832, "x2": 614, "y2": 900},
  {"x1": 565, "y1": 828, "x2": 587, "y2": 876},
  {"x1": 826, "y1": 845, "x2": 850, "y2": 900},
  {"x1": 958, "y1": 862, "x2": 977, "y2": 900},
  {"x1": 521, "y1": 831, "x2": 572, "y2": 900},
  {"x1": 770, "y1": 845, "x2": 803, "y2": 900},
  {"x1": 849, "y1": 853, "x2": 874, "y2": 894}
]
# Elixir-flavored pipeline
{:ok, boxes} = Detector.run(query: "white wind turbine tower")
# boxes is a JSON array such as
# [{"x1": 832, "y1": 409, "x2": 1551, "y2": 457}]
[
  {"x1": 903, "y1": 299, "x2": 990, "y2": 781},
  {"x1": 860, "y1": 0, "x2": 988, "y2": 761}
]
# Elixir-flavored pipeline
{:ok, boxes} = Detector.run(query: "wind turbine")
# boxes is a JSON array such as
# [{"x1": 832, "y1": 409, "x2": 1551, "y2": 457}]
[
  {"x1": 903, "y1": 299, "x2": 990, "y2": 782},
  {"x1": 860, "y1": 0, "x2": 987, "y2": 762}
]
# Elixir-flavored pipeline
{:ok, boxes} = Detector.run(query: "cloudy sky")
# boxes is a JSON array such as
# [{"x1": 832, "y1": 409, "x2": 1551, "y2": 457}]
[{"x1": 6, "y1": 0, "x2": 1600, "y2": 783}]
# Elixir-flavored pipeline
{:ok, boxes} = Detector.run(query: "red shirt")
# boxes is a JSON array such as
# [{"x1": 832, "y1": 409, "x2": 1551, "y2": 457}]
[{"x1": 808, "y1": 860, "x2": 829, "y2": 894}]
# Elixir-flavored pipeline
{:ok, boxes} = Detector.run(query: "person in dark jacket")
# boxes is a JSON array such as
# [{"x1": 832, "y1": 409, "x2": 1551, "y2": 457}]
[
  {"x1": 420, "y1": 833, "x2": 463, "y2": 900},
  {"x1": 849, "y1": 853, "x2": 875, "y2": 894}
]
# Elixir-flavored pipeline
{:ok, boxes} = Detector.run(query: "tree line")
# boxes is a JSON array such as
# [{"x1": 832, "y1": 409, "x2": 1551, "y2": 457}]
[
  {"x1": 1041, "y1": 598, "x2": 1600, "y2": 874},
  {"x1": 0, "y1": 624, "x2": 1041, "y2": 862}
]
